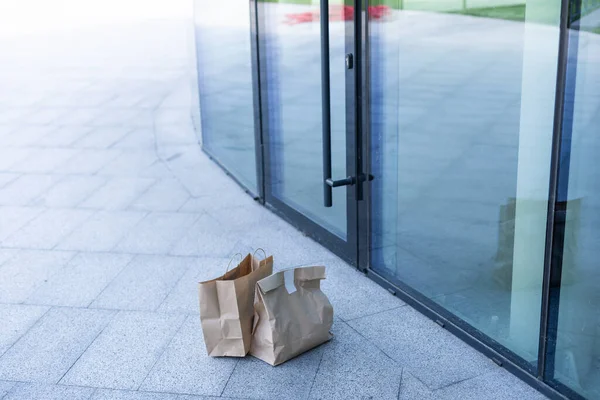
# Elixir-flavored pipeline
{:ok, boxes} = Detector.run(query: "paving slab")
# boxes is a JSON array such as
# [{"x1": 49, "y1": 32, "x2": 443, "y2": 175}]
[
  {"x1": 308, "y1": 321, "x2": 402, "y2": 400},
  {"x1": 0, "y1": 380, "x2": 16, "y2": 398},
  {"x1": 0, "y1": 307, "x2": 115, "y2": 383},
  {"x1": 0, "y1": 207, "x2": 44, "y2": 242},
  {"x1": 91, "y1": 389, "x2": 178, "y2": 400},
  {"x1": 53, "y1": 148, "x2": 122, "y2": 174},
  {"x1": 347, "y1": 306, "x2": 497, "y2": 390},
  {"x1": 1, "y1": 209, "x2": 93, "y2": 250},
  {"x1": 0, "y1": 175, "x2": 61, "y2": 207},
  {"x1": 129, "y1": 178, "x2": 191, "y2": 212},
  {"x1": 398, "y1": 371, "x2": 434, "y2": 400},
  {"x1": 90, "y1": 255, "x2": 189, "y2": 311},
  {"x1": 0, "y1": 250, "x2": 75, "y2": 303},
  {"x1": 169, "y1": 214, "x2": 237, "y2": 258},
  {"x1": 0, "y1": 304, "x2": 48, "y2": 357},
  {"x1": 57, "y1": 210, "x2": 147, "y2": 252},
  {"x1": 26, "y1": 252, "x2": 133, "y2": 307},
  {"x1": 114, "y1": 212, "x2": 199, "y2": 255},
  {"x1": 61, "y1": 311, "x2": 186, "y2": 390},
  {"x1": 80, "y1": 177, "x2": 156, "y2": 211},
  {"x1": 3, "y1": 383, "x2": 94, "y2": 400},
  {"x1": 140, "y1": 316, "x2": 237, "y2": 396},
  {"x1": 30, "y1": 175, "x2": 107, "y2": 208}
]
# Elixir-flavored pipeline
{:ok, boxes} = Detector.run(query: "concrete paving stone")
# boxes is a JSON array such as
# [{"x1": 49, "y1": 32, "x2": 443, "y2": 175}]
[
  {"x1": 53, "y1": 148, "x2": 123, "y2": 174},
  {"x1": 0, "y1": 175, "x2": 63, "y2": 206},
  {"x1": 308, "y1": 321, "x2": 402, "y2": 400},
  {"x1": 140, "y1": 316, "x2": 237, "y2": 396},
  {"x1": 177, "y1": 396, "x2": 231, "y2": 400},
  {"x1": 25, "y1": 108, "x2": 70, "y2": 125},
  {"x1": 398, "y1": 371, "x2": 434, "y2": 400},
  {"x1": 114, "y1": 212, "x2": 198, "y2": 255},
  {"x1": 7, "y1": 148, "x2": 79, "y2": 173},
  {"x1": 57, "y1": 210, "x2": 147, "y2": 252},
  {"x1": 223, "y1": 343, "x2": 323, "y2": 400},
  {"x1": 91, "y1": 389, "x2": 177, "y2": 400},
  {"x1": 177, "y1": 197, "x2": 209, "y2": 213},
  {"x1": 112, "y1": 128, "x2": 156, "y2": 149},
  {"x1": 157, "y1": 256, "x2": 229, "y2": 314},
  {"x1": 0, "y1": 173, "x2": 19, "y2": 189},
  {"x1": 0, "y1": 250, "x2": 75, "y2": 303},
  {"x1": 26, "y1": 252, "x2": 133, "y2": 307},
  {"x1": 80, "y1": 177, "x2": 156, "y2": 211},
  {"x1": 88, "y1": 108, "x2": 142, "y2": 127},
  {"x1": 74, "y1": 126, "x2": 133, "y2": 149},
  {"x1": 30, "y1": 175, "x2": 107, "y2": 208},
  {"x1": 0, "y1": 304, "x2": 48, "y2": 357},
  {"x1": 55, "y1": 108, "x2": 102, "y2": 127},
  {"x1": 0, "y1": 126, "x2": 56, "y2": 147},
  {"x1": 3, "y1": 383, "x2": 94, "y2": 400},
  {"x1": 0, "y1": 207, "x2": 44, "y2": 241},
  {"x1": 169, "y1": 214, "x2": 237, "y2": 258},
  {"x1": 0, "y1": 381, "x2": 16, "y2": 398},
  {"x1": 97, "y1": 150, "x2": 163, "y2": 177},
  {"x1": 0, "y1": 307, "x2": 115, "y2": 383},
  {"x1": 347, "y1": 306, "x2": 497, "y2": 390},
  {"x1": 129, "y1": 179, "x2": 191, "y2": 212},
  {"x1": 61, "y1": 311, "x2": 186, "y2": 390},
  {"x1": 0, "y1": 148, "x2": 31, "y2": 171},
  {"x1": 1, "y1": 209, "x2": 94, "y2": 249},
  {"x1": 37, "y1": 126, "x2": 94, "y2": 147},
  {"x1": 0, "y1": 249, "x2": 18, "y2": 266},
  {"x1": 90, "y1": 254, "x2": 189, "y2": 311},
  {"x1": 433, "y1": 370, "x2": 548, "y2": 400}
]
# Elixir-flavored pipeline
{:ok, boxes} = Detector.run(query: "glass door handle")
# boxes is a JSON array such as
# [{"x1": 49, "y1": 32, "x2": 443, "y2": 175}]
[{"x1": 320, "y1": 0, "x2": 334, "y2": 207}]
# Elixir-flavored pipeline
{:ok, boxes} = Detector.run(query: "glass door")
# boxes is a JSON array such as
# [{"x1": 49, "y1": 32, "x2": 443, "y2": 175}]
[
  {"x1": 365, "y1": 0, "x2": 564, "y2": 370},
  {"x1": 258, "y1": 0, "x2": 363, "y2": 261}
]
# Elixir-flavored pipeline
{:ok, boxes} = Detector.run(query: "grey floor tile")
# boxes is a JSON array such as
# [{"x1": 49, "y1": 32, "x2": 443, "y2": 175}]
[
  {"x1": 90, "y1": 255, "x2": 189, "y2": 311},
  {"x1": 0, "y1": 307, "x2": 115, "y2": 383},
  {"x1": 398, "y1": 371, "x2": 434, "y2": 400},
  {"x1": 97, "y1": 150, "x2": 163, "y2": 177},
  {"x1": 57, "y1": 210, "x2": 147, "y2": 252},
  {"x1": 3, "y1": 382, "x2": 94, "y2": 400},
  {"x1": 26, "y1": 253, "x2": 133, "y2": 307},
  {"x1": 74, "y1": 127, "x2": 133, "y2": 149},
  {"x1": 112, "y1": 128, "x2": 156, "y2": 149},
  {"x1": 1, "y1": 209, "x2": 93, "y2": 249},
  {"x1": 347, "y1": 307, "x2": 497, "y2": 390},
  {"x1": 37, "y1": 126, "x2": 94, "y2": 147},
  {"x1": 30, "y1": 175, "x2": 106, "y2": 208},
  {"x1": 91, "y1": 389, "x2": 178, "y2": 400},
  {"x1": 0, "y1": 175, "x2": 62, "y2": 206},
  {"x1": 80, "y1": 178, "x2": 156, "y2": 211},
  {"x1": 223, "y1": 346, "x2": 323, "y2": 400},
  {"x1": 53, "y1": 148, "x2": 122, "y2": 175},
  {"x1": 308, "y1": 321, "x2": 402, "y2": 400},
  {"x1": 158, "y1": 256, "x2": 230, "y2": 314},
  {"x1": 0, "y1": 304, "x2": 48, "y2": 356},
  {"x1": 114, "y1": 212, "x2": 198, "y2": 255},
  {"x1": 0, "y1": 249, "x2": 18, "y2": 266},
  {"x1": 61, "y1": 311, "x2": 186, "y2": 390},
  {"x1": 0, "y1": 173, "x2": 19, "y2": 189},
  {"x1": 8, "y1": 148, "x2": 79, "y2": 173},
  {"x1": 0, "y1": 380, "x2": 16, "y2": 398},
  {"x1": 322, "y1": 258, "x2": 405, "y2": 321},
  {"x1": 0, "y1": 148, "x2": 31, "y2": 171},
  {"x1": 0, "y1": 207, "x2": 44, "y2": 242},
  {"x1": 129, "y1": 179, "x2": 190, "y2": 212},
  {"x1": 140, "y1": 316, "x2": 237, "y2": 396},
  {"x1": 0, "y1": 250, "x2": 75, "y2": 303},
  {"x1": 0, "y1": 126, "x2": 56, "y2": 147},
  {"x1": 169, "y1": 215, "x2": 237, "y2": 258},
  {"x1": 434, "y1": 370, "x2": 548, "y2": 400}
]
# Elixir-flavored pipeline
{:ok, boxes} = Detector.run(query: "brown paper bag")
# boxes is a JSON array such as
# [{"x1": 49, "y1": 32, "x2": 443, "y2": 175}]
[
  {"x1": 250, "y1": 266, "x2": 333, "y2": 366},
  {"x1": 198, "y1": 252, "x2": 273, "y2": 357}
]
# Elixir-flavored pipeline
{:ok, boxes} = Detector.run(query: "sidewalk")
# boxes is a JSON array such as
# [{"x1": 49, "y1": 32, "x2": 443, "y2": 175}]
[{"x1": 0, "y1": 16, "x2": 547, "y2": 400}]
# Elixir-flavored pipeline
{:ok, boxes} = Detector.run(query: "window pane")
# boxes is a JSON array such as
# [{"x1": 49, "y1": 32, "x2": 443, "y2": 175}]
[
  {"x1": 194, "y1": 1, "x2": 257, "y2": 192},
  {"x1": 369, "y1": 0, "x2": 561, "y2": 363}
]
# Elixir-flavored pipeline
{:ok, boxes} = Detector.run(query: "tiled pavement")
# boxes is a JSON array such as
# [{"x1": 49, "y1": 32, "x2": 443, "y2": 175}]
[{"x1": 0, "y1": 9, "x2": 550, "y2": 400}]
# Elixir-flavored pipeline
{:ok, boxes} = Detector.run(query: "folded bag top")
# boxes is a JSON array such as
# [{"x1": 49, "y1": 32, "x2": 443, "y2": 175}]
[{"x1": 250, "y1": 265, "x2": 333, "y2": 366}]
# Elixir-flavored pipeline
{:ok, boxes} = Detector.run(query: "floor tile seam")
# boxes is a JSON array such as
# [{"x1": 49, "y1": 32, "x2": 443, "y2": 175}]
[
  {"x1": 122, "y1": 177, "x2": 165, "y2": 211},
  {"x1": 0, "y1": 207, "x2": 46, "y2": 245},
  {"x1": 162, "y1": 212, "x2": 206, "y2": 256},
  {"x1": 136, "y1": 314, "x2": 189, "y2": 391},
  {"x1": 305, "y1": 342, "x2": 326, "y2": 400},
  {"x1": 429, "y1": 369, "x2": 496, "y2": 393},
  {"x1": 80, "y1": 252, "x2": 138, "y2": 309},
  {"x1": 343, "y1": 304, "x2": 408, "y2": 323},
  {"x1": 153, "y1": 257, "x2": 199, "y2": 313},
  {"x1": 219, "y1": 358, "x2": 241, "y2": 398},
  {"x1": 0, "y1": 246, "x2": 228, "y2": 260},
  {"x1": 48, "y1": 209, "x2": 103, "y2": 251},
  {"x1": 339, "y1": 319, "x2": 401, "y2": 366},
  {"x1": 0, "y1": 306, "x2": 52, "y2": 360},
  {"x1": 396, "y1": 367, "x2": 404, "y2": 400},
  {"x1": 0, "y1": 173, "x2": 20, "y2": 191},
  {"x1": 56, "y1": 309, "x2": 119, "y2": 385}
]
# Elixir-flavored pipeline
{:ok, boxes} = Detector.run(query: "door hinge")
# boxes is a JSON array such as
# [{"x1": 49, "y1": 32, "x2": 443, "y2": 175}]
[{"x1": 346, "y1": 53, "x2": 354, "y2": 69}]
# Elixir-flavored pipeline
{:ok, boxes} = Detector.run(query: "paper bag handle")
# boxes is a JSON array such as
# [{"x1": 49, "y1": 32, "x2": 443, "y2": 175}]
[
  {"x1": 253, "y1": 248, "x2": 267, "y2": 261},
  {"x1": 225, "y1": 253, "x2": 243, "y2": 273}
]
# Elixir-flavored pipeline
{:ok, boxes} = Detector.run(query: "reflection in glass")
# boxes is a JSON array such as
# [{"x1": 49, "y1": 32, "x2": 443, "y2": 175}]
[
  {"x1": 260, "y1": 0, "x2": 347, "y2": 239},
  {"x1": 194, "y1": 1, "x2": 257, "y2": 192},
  {"x1": 550, "y1": 2, "x2": 600, "y2": 397},
  {"x1": 370, "y1": 0, "x2": 561, "y2": 362}
]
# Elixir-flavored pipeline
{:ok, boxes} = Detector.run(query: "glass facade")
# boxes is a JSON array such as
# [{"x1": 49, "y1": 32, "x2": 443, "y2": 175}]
[{"x1": 194, "y1": 1, "x2": 600, "y2": 398}]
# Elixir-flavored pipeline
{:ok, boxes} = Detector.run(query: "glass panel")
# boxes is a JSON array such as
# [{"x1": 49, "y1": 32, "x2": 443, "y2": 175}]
[
  {"x1": 369, "y1": 0, "x2": 561, "y2": 362},
  {"x1": 194, "y1": 1, "x2": 257, "y2": 192},
  {"x1": 260, "y1": 0, "x2": 347, "y2": 239},
  {"x1": 550, "y1": 1, "x2": 600, "y2": 397}
]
